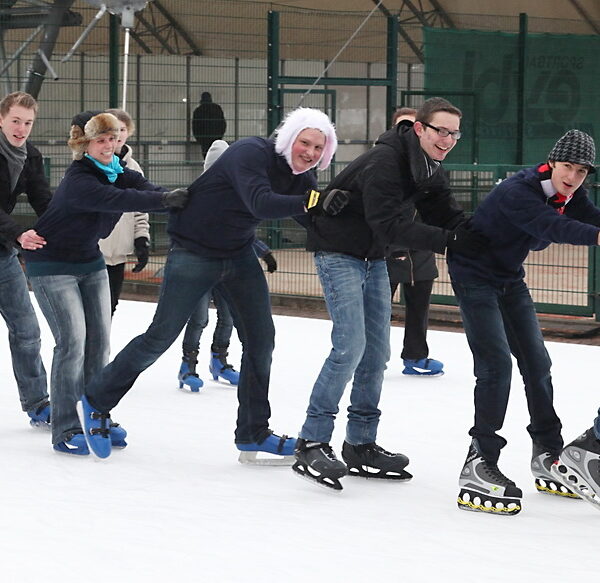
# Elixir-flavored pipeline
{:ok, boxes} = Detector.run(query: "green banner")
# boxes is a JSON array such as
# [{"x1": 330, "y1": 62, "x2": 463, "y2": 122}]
[{"x1": 424, "y1": 27, "x2": 599, "y2": 165}]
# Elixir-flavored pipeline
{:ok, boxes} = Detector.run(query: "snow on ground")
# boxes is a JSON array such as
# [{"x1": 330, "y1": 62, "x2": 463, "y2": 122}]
[{"x1": 0, "y1": 296, "x2": 598, "y2": 582}]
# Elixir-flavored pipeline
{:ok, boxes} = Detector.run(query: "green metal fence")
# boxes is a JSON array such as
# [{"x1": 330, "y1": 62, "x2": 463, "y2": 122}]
[{"x1": 3, "y1": 1, "x2": 600, "y2": 318}]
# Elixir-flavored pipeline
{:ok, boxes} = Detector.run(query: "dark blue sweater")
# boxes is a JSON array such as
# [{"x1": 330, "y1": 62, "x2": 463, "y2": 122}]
[
  {"x1": 168, "y1": 137, "x2": 312, "y2": 257},
  {"x1": 23, "y1": 157, "x2": 165, "y2": 268},
  {"x1": 448, "y1": 164, "x2": 600, "y2": 284}
]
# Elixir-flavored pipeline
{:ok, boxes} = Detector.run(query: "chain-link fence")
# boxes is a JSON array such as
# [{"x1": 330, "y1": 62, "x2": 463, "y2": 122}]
[{"x1": 3, "y1": 1, "x2": 600, "y2": 317}]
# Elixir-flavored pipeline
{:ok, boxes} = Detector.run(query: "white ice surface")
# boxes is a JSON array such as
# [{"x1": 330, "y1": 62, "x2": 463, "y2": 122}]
[{"x1": 1, "y1": 296, "x2": 598, "y2": 582}]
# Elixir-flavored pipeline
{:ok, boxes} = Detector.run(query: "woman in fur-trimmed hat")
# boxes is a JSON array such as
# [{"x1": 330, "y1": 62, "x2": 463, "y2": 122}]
[
  {"x1": 79, "y1": 107, "x2": 348, "y2": 462},
  {"x1": 21, "y1": 110, "x2": 189, "y2": 456}
]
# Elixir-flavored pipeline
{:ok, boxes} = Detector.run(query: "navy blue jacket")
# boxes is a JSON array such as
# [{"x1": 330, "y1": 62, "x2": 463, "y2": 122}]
[
  {"x1": 448, "y1": 164, "x2": 600, "y2": 284},
  {"x1": 168, "y1": 137, "x2": 312, "y2": 257},
  {"x1": 23, "y1": 156, "x2": 165, "y2": 265}
]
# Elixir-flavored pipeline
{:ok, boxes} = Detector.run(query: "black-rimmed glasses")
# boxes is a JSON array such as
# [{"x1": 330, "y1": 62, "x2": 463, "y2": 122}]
[{"x1": 422, "y1": 122, "x2": 462, "y2": 140}]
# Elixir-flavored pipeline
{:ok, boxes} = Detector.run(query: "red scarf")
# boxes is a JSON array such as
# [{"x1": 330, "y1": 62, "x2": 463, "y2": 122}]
[{"x1": 538, "y1": 163, "x2": 572, "y2": 215}]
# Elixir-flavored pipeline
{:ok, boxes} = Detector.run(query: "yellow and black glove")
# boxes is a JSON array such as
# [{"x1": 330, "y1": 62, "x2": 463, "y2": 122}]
[{"x1": 304, "y1": 188, "x2": 350, "y2": 216}]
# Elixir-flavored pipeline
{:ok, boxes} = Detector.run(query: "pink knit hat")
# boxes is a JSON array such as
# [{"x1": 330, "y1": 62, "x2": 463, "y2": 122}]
[{"x1": 274, "y1": 107, "x2": 337, "y2": 174}]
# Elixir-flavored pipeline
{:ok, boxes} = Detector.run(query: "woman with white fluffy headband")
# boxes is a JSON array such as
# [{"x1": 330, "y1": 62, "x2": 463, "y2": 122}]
[
  {"x1": 22, "y1": 110, "x2": 189, "y2": 456},
  {"x1": 79, "y1": 107, "x2": 349, "y2": 464}
]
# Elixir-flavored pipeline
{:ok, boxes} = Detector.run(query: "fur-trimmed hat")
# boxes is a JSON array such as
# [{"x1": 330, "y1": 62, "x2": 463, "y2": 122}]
[
  {"x1": 68, "y1": 111, "x2": 120, "y2": 160},
  {"x1": 274, "y1": 107, "x2": 337, "y2": 174},
  {"x1": 548, "y1": 129, "x2": 596, "y2": 174}
]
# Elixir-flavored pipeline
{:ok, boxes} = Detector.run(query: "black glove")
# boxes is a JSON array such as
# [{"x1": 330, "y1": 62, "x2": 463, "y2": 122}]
[
  {"x1": 261, "y1": 252, "x2": 277, "y2": 273},
  {"x1": 161, "y1": 188, "x2": 189, "y2": 209},
  {"x1": 305, "y1": 188, "x2": 350, "y2": 216},
  {"x1": 132, "y1": 237, "x2": 150, "y2": 273},
  {"x1": 446, "y1": 221, "x2": 489, "y2": 259}
]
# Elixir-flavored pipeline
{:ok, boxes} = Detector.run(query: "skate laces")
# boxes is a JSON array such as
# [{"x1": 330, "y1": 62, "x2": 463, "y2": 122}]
[{"x1": 482, "y1": 461, "x2": 515, "y2": 487}]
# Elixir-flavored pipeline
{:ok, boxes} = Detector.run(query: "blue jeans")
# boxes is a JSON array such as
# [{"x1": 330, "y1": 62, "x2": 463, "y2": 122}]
[
  {"x1": 29, "y1": 269, "x2": 111, "y2": 444},
  {"x1": 452, "y1": 278, "x2": 563, "y2": 463},
  {"x1": 300, "y1": 252, "x2": 391, "y2": 445},
  {"x1": 183, "y1": 286, "x2": 234, "y2": 353},
  {"x1": 85, "y1": 245, "x2": 276, "y2": 443},
  {"x1": 0, "y1": 248, "x2": 48, "y2": 412}
]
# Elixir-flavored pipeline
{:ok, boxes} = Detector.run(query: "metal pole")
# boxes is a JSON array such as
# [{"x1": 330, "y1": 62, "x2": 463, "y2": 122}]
[
  {"x1": 516, "y1": 13, "x2": 528, "y2": 164},
  {"x1": 121, "y1": 27, "x2": 131, "y2": 109}
]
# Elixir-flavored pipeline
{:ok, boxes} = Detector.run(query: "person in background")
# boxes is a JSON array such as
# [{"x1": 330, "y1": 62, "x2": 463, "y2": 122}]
[
  {"x1": 386, "y1": 106, "x2": 444, "y2": 377},
  {"x1": 450, "y1": 129, "x2": 600, "y2": 516},
  {"x1": 177, "y1": 139, "x2": 278, "y2": 391},
  {"x1": 0, "y1": 91, "x2": 51, "y2": 429},
  {"x1": 22, "y1": 111, "x2": 188, "y2": 455},
  {"x1": 192, "y1": 92, "x2": 226, "y2": 159},
  {"x1": 99, "y1": 108, "x2": 151, "y2": 316}
]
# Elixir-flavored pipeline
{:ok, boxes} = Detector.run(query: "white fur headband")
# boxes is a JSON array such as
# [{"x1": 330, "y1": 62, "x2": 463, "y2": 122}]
[{"x1": 274, "y1": 107, "x2": 337, "y2": 174}]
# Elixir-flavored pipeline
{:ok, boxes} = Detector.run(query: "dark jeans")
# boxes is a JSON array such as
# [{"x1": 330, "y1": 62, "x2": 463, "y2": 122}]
[
  {"x1": 390, "y1": 279, "x2": 433, "y2": 361},
  {"x1": 182, "y1": 286, "x2": 234, "y2": 353},
  {"x1": 106, "y1": 263, "x2": 125, "y2": 316},
  {"x1": 85, "y1": 245, "x2": 275, "y2": 443},
  {"x1": 452, "y1": 278, "x2": 563, "y2": 463}
]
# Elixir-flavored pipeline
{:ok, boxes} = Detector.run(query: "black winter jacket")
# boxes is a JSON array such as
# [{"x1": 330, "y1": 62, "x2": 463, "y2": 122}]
[
  {"x1": 0, "y1": 142, "x2": 51, "y2": 250},
  {"x1": 306, "y1": 123, "x2": 465, "y2": 259}
]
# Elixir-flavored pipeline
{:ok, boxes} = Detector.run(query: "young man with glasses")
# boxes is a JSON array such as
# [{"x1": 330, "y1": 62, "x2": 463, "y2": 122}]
[{"x1": 292, "y1": 97, "x2": 488, "y2": 491}]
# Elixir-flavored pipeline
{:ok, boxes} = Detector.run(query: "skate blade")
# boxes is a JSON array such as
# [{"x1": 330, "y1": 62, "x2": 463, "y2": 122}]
[
  {"x1": 292, "y1": 462, "x2": 344, "y2": 492},
  {"x1": 237, "y1": 450, "x2": 295, "y2": 466},
  {"x1": 534, "y1": 477, "x2": 579, "y2": 499},
  {"x1": 29, "y1": 421, "x2": 52, "y2": 432},
  {"x1": 347, "y1": 466, "x2": 413, "y2": 481},
  {"x1": 551, "y1": 464, "x2": 600, "y2": 511},
  {"x1": 457, "y1": 488, "x2": 521, "y2": 515}
]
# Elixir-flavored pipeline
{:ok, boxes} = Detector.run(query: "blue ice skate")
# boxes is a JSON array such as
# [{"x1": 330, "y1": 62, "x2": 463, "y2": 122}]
[
  {"x1": 76, "y1": 395, "x2": 112, "y2": 459},
  {"x1": 209, "y1": 349, "x2": 239, "y2": 385},
  {"x1": 110, "y1": 422, "x2": 128, "y2": 448},
  {"x1": 236, "y1": 431, "x2": 297, "y2": 466},
  {"x1": 53, "y1": 432, "x2": 89, "y2": 456},
  {"x1": 27, "y1": 400, "x2": 51, "y2": 430},
  {"x1": 178, "y1": 361, "x2": 204, "y2": 392},
  {"x1": 402, "y1": 358, "x2": 444, "y2": 377}
]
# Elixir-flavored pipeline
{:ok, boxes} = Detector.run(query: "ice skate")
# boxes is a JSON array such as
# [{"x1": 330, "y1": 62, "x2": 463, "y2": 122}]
[
  {"x1": 530, "y1": 443, "x2": 578, "y2": 498},
  {"x1": 341, "y1": 441, "x2": 412, "y2": 481},
  {"x1": 457, "y1": 442, "x2": 522, "y2": 516},
  {"x1": 551, "y1": 428, "x2": 600, "y2": 511},
  {"x1": 110, "y1": 422, "x2": 128, "y2": 448},
  {"x1": 76, "y1": 395, "x2": 112, "y2": 459},
  {"x1": 292, "y1": 439, "x2": 348, "y2": 491},
  {"x1": 402, "y1": 357, "x2": 444, "y2": 377},
  {"x1": 53, "y1": 431, "x2": 89, "y2": 456},
  {"x1": 209, "y1": 345, "x2": 239, "y2": 385},
  {"x1": 178, "y1": 350, "x2": 204, "y2": 392},
  {"x1": 27, "y1": 400, "x2": 51, "y2": 430},
  {"x1": 236, "y1": 431, "x2": 296, "y2": 465}
]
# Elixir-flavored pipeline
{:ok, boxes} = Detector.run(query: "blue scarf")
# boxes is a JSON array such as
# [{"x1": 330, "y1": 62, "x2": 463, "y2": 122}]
[{"x1": 85, "y1": 153, "x2": 124, "y2": 183}]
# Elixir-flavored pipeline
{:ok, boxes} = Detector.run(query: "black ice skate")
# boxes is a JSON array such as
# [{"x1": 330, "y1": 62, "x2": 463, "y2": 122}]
[
  {"x1": 457, "y1": 442, "x2": 522, "y2": 516},
  {"x1": 551, "y1": 428, "x2": 600, "y2": 512},
  {"x1": 292, "y1": 439, "x2": 348, "y2": 492},
  {"x1": 530, "y1": 443, "x2": 578, "y2": 499},
  {"x1": 341, "y1": 441, "x2": 412, "y2": 481}
]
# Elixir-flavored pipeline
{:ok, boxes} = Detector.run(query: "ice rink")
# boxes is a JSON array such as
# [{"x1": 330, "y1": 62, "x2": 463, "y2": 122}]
[{"x1": 1, "y1": 296, "x2": 597, "y2": 582}]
